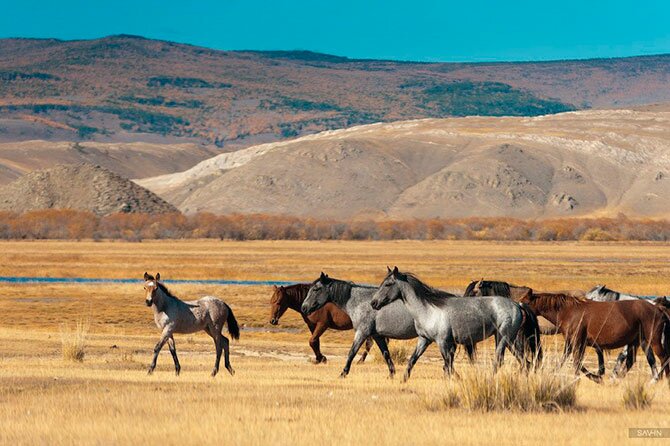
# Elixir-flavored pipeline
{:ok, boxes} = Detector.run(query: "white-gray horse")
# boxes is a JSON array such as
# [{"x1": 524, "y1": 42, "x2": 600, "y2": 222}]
[
  {"x1": 301, "y1": 272, "x2": 455, "y2": 378},
  {"x1": 370, "y1": 267, "x2": 526, "y2": 381},
  {"x1": 143, "y1": 272, "x2": 239, "y2": 377}
]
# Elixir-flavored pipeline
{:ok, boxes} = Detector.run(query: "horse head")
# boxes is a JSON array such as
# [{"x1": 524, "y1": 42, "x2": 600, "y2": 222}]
[
  {"x1": 302, "y1": 272, "x2": 332, "y2": 315},
  {"x1": 269, "y1": 285, "x2": 288, "y2": 325},
  {"x1": 143, "y1": 272, "x2": 160, "y2": 307},
  {"x1": 371, "y1": 266, "x2": 404, "y2": 310}
]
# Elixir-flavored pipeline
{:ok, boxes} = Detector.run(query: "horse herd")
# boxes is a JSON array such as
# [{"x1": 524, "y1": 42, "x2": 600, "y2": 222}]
[{"x1": 143, "y1": 270, "x2": 670, "y2": 383}]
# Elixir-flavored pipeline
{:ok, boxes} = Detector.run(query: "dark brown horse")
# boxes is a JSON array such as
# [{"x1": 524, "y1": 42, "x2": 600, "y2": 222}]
[
  {"x1": 269, "y1": 284, "x2": 373, "y2": 364},
  {"x1": 521, "y1": 292, "x2": 670, "y2": 382}
]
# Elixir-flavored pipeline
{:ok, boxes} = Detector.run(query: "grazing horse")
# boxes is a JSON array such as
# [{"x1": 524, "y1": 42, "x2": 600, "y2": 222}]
[
  {"x1": 520, "y1": 292, "x2": 670, "y2": 382},
  {"x1": 465, "y1": 279, "x2": 558, "y2": 335},
  {"x1": 464, "y1": 279, "x2": 542, "y2": 367},
  {"x1": 269, "y1": 284, "x2": 373, "y2": 364},
  {"x1": 371, "y1": 267, "x2": 526, "y2": 382},
  {"x1": 464, "y1": 279, "x2": 533, "y2": 301},
  {"x1": 143, "y1": 272, "x2": 239, "y2": 377},
  {"x1": 586, "y1": 284, "x2": 665, "y2": 377},
  {"x1": 301, "y1": 272, "x2": 445, "y2": 378}
]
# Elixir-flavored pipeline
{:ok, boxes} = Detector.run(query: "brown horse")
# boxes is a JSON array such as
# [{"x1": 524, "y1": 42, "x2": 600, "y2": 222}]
[
  {"x1": 269, "y1": 284, "x2": 373, "y2": 364},
  {"x1": 521, "y1": 292, "x2": 670, "y2": 382}
]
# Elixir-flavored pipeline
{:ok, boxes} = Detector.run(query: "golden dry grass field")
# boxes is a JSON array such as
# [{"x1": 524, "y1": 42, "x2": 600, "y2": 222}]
[{"x1": 0, "y1": 240, "x2": 669, "y2": 445}]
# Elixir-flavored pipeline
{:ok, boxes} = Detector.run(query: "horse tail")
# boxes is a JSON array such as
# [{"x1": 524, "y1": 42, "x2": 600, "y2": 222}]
[
  {"x1": 519, "y1": 303, "x2": 543, "y2": 367},
  {"x1": 225, "y1": 303, "x2": 240, "y2": 340}
]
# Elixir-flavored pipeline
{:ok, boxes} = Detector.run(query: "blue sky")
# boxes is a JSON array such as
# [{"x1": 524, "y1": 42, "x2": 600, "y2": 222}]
[{"x1": 2, "y1": 0, "x2": 669, "y2": 62}]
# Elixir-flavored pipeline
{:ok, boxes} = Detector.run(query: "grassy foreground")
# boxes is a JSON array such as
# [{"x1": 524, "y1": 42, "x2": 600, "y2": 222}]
[{"x1": 0, "y1": 240, "x2": 669, "y2": 445}]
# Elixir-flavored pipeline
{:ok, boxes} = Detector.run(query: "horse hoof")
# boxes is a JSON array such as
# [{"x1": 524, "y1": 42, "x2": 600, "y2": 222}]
[
  {"x1": 402, "y1": 374, "x2": 410, "y2": 383},
  {"x1": 320, "y1": 356, "x2": 327, "y2": 364},
  {"x1": 147, "y1": 367, "x2": 154, "y2": 375},
  {"x1": 175, "y1": 370, "x2": 180, "y2": 377},
  {"x1": 339, "y1": 372, "x2": 348, "y2": 379},
  {"x1": 227, "y1": 366, "x2": 235, "y2": 376},
  {"x1": 211, "y1": 369, "x2": 218, "y2": 377}
]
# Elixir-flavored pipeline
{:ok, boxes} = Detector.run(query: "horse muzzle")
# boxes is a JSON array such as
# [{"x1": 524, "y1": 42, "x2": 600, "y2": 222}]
[
  {"x1": 302, "y1": 303, "x2": 319, "y2": 315},
  {"x1": 270, "y1": 318, "x2": 279, "y2": 325},
  {"x1": 145, "y1": 299, "x2": 153, "y2": 307}
]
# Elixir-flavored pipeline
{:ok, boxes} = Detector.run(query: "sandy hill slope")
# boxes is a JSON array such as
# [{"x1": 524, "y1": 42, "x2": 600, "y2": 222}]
[
  {"x1": 137, "y1": 109, "x2": 670, "y2": 219},
  {"x1": 1, "y1": 35, "x2": 669, "y2": 148},
  {"x1": 0, "y1": 163, "x2": 177, "y2": 215},
  {"x1": 0, "y1": 140, "x2": 218, "y2": 185}
]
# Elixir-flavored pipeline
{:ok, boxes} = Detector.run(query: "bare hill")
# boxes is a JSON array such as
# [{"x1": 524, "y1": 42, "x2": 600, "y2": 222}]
[
  {"x1": 0, "y1": 140, "x2": 218, "y2": 185},
  {"x1": 0, "y1": 164, "x2": 177, "y2": 215},
  {"x1": 1, "y1": 35, "x2": 669, "y2": 149},
  {"x1": 138, "y1": 109, "x2": 670, "y2": 219}
]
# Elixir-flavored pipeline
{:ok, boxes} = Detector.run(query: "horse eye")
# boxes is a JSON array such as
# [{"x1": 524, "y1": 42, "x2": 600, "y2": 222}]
[{"x1": 385, "y1": 282, "x2": 392, "y2": 287}]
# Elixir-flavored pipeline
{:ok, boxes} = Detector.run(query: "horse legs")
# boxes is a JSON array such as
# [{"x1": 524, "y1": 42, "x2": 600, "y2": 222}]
[
  {"x1": 403, "y1": 336, "x2": 432, "y2": 382},
  {"x1": 340, "y1": 330, "x2": 368, "y2": 378},
  {"x1": 636, "y1": 340, "x2": 660, "y2": 380},
  {"x1": 356, "y1": 337, "x2": 376, "y2": 364},
  {"x1": 220, "y1": 335, "x2": 234, "y2": 375},
  {"x1": 308, "y1": 323, "x2": 328, "y2": 364},
  {"x1": 206, "y1": 324, "x2": 225, "y2": 377},
  {"x1": 372, "y1": 334, "x2": 395, "y2": 379},
  {"x1": 493, "y1": 333, "x2": 507, "y2": 373},
  {"x1": 612, "y1": 346, "x2": 630, "y2": 378},
  {"x1": 580, "y1": 346, "x2": 604, "y2": 383},
  {"x1": 167, "y1": 336, "x2": 181, "y2": 376},
  {"x1": 148, "y1": 330, "x2": 171, "y2": 375},
  {"x1": 464, "y1": 344, "x2": 476, "y2": 364},
  {"x1": 437, "y1": 338, "x2": 457, "y2": 377},
  {"x1": 559, "y1": 338, "x2": 573, "y2": 369},
  {"x1": 648, "y1": 336, "x2": 669, "y2": 381}
]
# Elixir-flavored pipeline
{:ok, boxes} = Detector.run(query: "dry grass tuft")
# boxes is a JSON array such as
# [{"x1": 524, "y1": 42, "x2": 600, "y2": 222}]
[
  {"x1": 60, "y1": 319, "x2": 90, "y2": 362},
  {"x1": 422, "y1": 365, "x2": 578, "y2": 412},
  {"x1": 622, "y1": 378, "x2": 654, "y2": 410},
  {"x1": 374, "y1": 342, "x2": 411, "y2": 364}
]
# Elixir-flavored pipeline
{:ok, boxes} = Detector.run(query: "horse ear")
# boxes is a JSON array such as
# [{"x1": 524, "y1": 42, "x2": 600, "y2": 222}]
[
  {"x1": 273, "y1": 285, "x2": 277, "y2": 290},
  {"x1": 392, "y1": 266, "x2": 399, "y2": 275},
  {"x1": 156, "y1": 273, "x2": 160, "y2": 281},
  {"x1": 320, "y1": 272, "x2": 326, "y2": 280},
  {"x1": 387, "y1": 266, "x2": 391, "y2": 273},
  {"x1": 143, "y1": 272, "x2": 150, "y2": 280},
  {"x1": 279, "y1": 285, "x2": 284, "y2": 290}
]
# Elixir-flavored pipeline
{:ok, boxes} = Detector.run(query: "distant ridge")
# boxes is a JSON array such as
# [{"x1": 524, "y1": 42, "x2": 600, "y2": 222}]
[
  {"x1": 0, "y1": 163, "x2": 177, "y2": 215},
  {"x1": 138, "y1": 109, "x2": 670, "y2": 220}
]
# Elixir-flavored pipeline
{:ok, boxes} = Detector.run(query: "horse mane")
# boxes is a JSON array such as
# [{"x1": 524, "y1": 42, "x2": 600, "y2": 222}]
[
  {"x1": 157, "y1": 282, "x2": 182, "y2": 302},
  {"x1": 464, "y1": 280, "x2": 513, "y2": 298},
  {"x1": 531, "y1": 293, "x2": 586, "y2": 313},
  {"x1": 325, "y1": 278, "x2": 354, "y2": 306},
  {"x1": 653, "y1": 296, "x2": 670, "y2": 309},
  {"x1": 491, "y1": 282, "x2": 512, "y2": 297},
  {"x1": 404, "y1": 272, "x2": 457, "y2": 307},
  {"x1": 463, "y1": 281, "x2": 477, "y2": 297},
  {"x1": 276, "y1": 283, "x2": 312, "y2": 304}
]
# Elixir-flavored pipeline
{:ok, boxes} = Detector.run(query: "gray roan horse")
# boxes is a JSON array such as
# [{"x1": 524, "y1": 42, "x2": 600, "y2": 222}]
[
  {"x1": 465, "y1": 278, "x2": 558, "y2": 336},
  {"x1": 371, "y1": 267, "x2": 527, "y2": 381},
  {"x1": 301, "y1": 272, "x2": 454, "y2": 378},
  {"x1": 143, "y1": 272, "x2": 240, "y2": 376},
  {"x1": 464, "y1": 279, "x2": 542, "y2": 368},
  {"x1": 587, "y1": 284, "x2": 664, "y2": 378}
]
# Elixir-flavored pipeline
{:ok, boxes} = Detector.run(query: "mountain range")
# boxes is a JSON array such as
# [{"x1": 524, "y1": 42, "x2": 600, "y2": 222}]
[{"x1": 1, "y1": 35, "x2": 669, "y2": 150}]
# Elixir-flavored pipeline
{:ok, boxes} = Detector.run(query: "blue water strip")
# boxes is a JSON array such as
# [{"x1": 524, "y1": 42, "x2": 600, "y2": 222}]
[{"x1": 0, "y1": 276, "x2": 296, "y2": 286}]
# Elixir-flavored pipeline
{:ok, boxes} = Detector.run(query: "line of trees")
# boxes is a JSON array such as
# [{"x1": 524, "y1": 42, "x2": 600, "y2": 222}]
[{"x1": 0, "y1": 210, "x2": 669, "y2": 242}]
